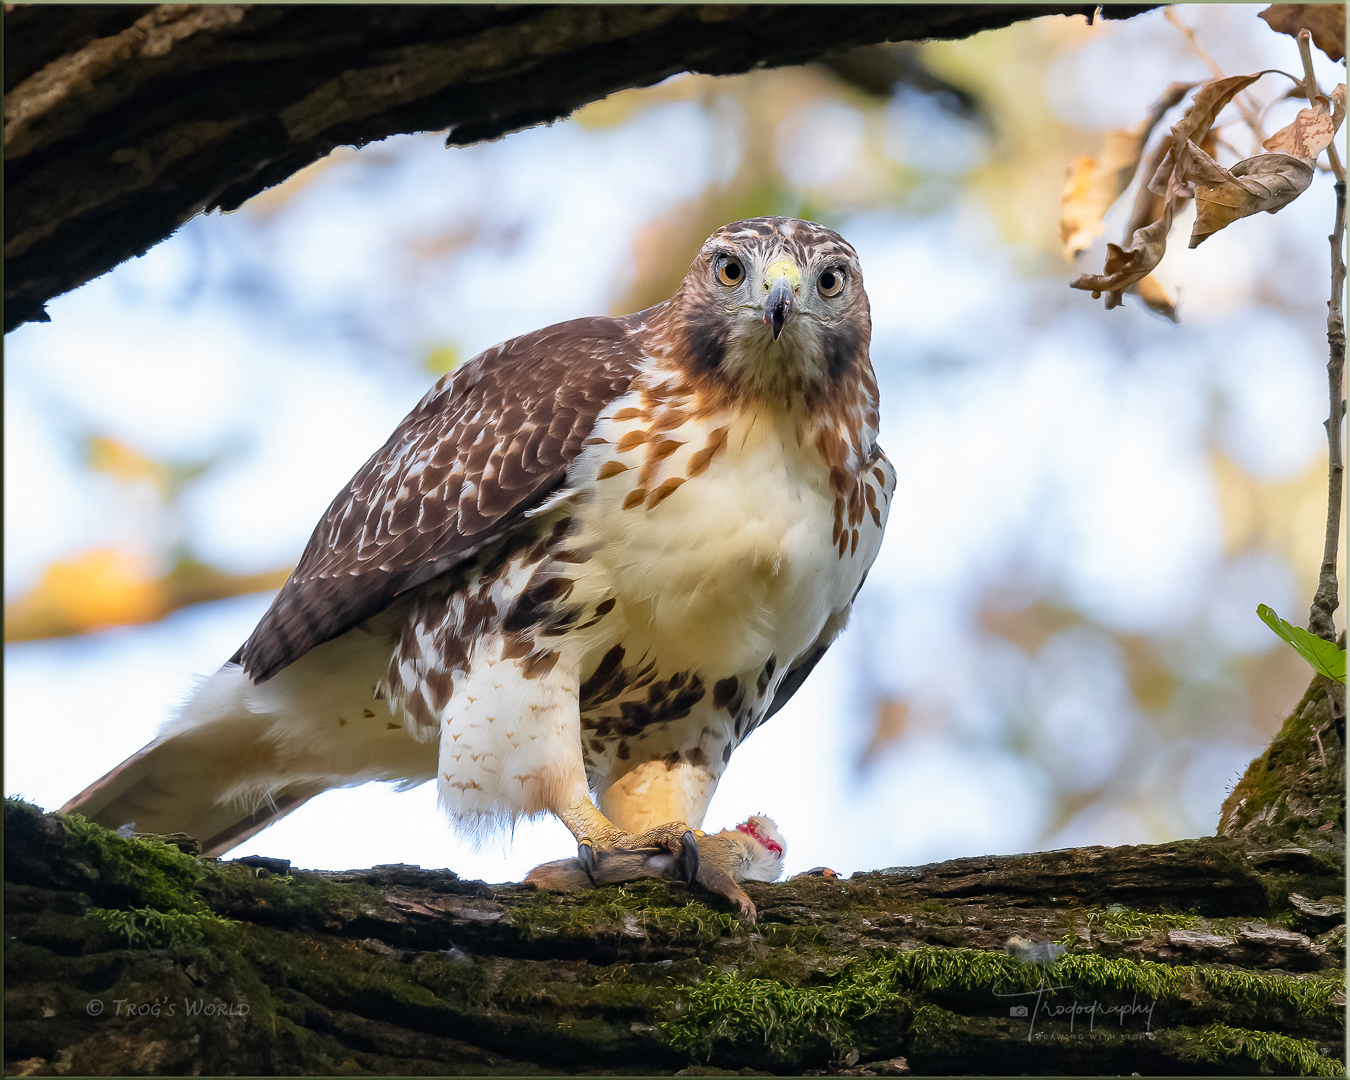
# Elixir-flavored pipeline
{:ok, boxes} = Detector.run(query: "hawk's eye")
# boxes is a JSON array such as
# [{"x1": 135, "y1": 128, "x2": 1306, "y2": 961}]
[
  {"x1": 817, "y1": 268, "x2": 845, "y2": 298},
  {"x1": 716, "y1": 258, "x2": 745, "y2": 287}
]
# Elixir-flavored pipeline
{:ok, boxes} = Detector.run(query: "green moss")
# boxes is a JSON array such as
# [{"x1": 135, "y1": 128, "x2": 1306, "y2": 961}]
[
  {"x1": 1080, "y1": 903, "x2": 1202, "y2": 937},
  {"x1": 1220, "y1": 679, "x2": 1346, "y2": 840},
  {"x1": 1194, "y1": 968, "x2": 1343, "y2": 1017},
  {"x1": 1061, "y1": 948, "x2": 1340, "y2": 1019},
  {"x1": 1054, "y1": 953, "x2": 1179, "y2": 998},
  {"x1": 663, "y1": 944, "x2": 1347, "y2": 1063},
  {"x1": 569, "y1": 964, "x2": 675, "y2": 1015},
  {"x1": 510, "y1": 883, "x2": 742, "y2": 944},
  {"x1": 86, "y1": 905, "x2": 234, "y2": 949},
  {"x1": 4, "y1": 796, "x2": 44, "y2": 824},
  {"x1": 663, "y1": 947, "x2": 1028, "y2": 1059},
  {"x1": 245, "y1": 926, "x2": 448, "y2": 1015},
  {"x1": 61, "y1": 812, "x2": 207, "y2": 913},
  {"x1": 907, "y1": 1002, "x2": 964, "y2": 1056},
  {"x1": 1226, "y1": 740, "x2": 1287, "y2": 831},
  {"x1": 890, "y1": 945, "x2": 1038, "y2": 994},
  {"x1": 890, "y1": 946, "x2": 1190, "y2": 1003},
  {"x1": 757, "y1": 921, "x2": 825, "y2": 948},
  {"x1": 663, "y1": 962, "x2": 899, "y2": 1060},
  {"x1": 203, "y1": 862, "x2": 388, "y2": 928},
  {"x1": 665, "y1": 947, "x2": 1049, "y2": 1060},
  {"x1": 1168, "y1": 1021, "x2": 1345, "y2": 1076},
  {"x1": 885, "y1": 945, "x2": 1176, "y2": 1000}
]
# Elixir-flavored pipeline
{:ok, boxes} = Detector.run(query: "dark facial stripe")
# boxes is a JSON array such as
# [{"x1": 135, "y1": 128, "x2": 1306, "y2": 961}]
[
  {"x1": 684, "y1": 313, "x2": 729, "y2": 374},
  {"x1": 823, "y1": 321, "x2": 864, "y2": 381}
]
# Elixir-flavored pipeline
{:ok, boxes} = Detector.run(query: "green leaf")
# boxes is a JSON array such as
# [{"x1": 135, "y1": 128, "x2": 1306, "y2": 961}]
[{"x1": 1257, "y1": 604, "x2": 1346, "y2": 684}]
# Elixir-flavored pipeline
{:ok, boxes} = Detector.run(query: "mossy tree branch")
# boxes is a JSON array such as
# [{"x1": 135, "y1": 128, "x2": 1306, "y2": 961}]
[
  {"x1": 5, "y1": 715, "x2": 1343, "y2": 1079},
  {"x1": 1220, "y1": 669, "x2": 1346, "y2": 852}
]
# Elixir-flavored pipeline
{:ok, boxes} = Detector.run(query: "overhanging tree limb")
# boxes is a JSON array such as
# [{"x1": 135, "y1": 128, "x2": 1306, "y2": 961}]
[{"x1": 3, "y1": 3, "x2": 1156, "y2": 332}]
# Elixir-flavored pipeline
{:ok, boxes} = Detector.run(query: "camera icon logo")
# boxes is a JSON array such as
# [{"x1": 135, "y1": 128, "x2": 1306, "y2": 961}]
[{"x1": 1009, "y1": 1005, "x2": 1029, "y2": 1018}]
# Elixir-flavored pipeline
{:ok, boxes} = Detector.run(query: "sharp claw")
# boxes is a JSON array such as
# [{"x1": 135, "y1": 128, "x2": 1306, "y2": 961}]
[
  {"x1": 577, "y1": 840, "x2": 598, "y2": 886},
  {"x1": 678, "y1": 830, "x2": 700, "y2": 885}
]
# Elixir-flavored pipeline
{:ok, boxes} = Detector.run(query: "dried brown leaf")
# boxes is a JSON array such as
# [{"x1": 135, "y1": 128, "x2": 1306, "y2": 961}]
[
  {"x1": 980, "y1": 601, "x2": 1082, "y2": 654},
  {"x1": 1072, "y1": 73, "x2": 1293, "y2": 313},
  {"x1": 1061, "y1": 155, "x2": 1100, "y2": 259},
  {"x1": 1070, "y1": 206, "x2": 1175, "y2": 308},
  {"x1": 1259, "y1": 4, "x2": 1345, "y2": 63},
  {"x1": 1120, "y1": 137, "x2": 1173, "y2": 245},
  {"x1": 1128, "y1": 275, "x2": 1179, "y2": 322},
  {"x1": 1060, "y1": 81, "x2": 1195, "y2": 261},
  {"x1": 1262, "y1": 84, "x2": 1347, "y2": 162},
  {"x1": 1146, "y1": 74, "x2": 1265, "y2": 198},
  {"x1": 1181, "y1": 140, "x2": 1315, "y2": 247},
  {"x1": 862, "y1": 698, "x2": 910, "y2": 764}
]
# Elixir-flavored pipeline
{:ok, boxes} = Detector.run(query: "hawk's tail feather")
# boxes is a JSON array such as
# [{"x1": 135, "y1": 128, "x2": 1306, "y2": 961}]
[
  {"x1": 58, "y1": 661, "x2": 309, "y2": 853},
  {"x1": 58, "y1": 722, "x2": 334, "y2": 857},
  {"x1": 195, "y1": 783, "x2": 330, "y2": 857},
  {"x1": 60, "y1": 653, "x2": 436, "y2": 857}
]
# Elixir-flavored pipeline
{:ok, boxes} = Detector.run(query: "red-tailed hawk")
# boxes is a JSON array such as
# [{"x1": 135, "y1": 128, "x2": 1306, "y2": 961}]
[{"x1": 64, "y1": 216, "x2": 894, "y2": 921}]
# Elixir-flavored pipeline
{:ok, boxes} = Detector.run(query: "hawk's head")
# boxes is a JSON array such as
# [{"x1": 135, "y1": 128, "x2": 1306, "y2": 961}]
[{"x1": 654, "y1": 216, "x2": 872, "y2": 410}]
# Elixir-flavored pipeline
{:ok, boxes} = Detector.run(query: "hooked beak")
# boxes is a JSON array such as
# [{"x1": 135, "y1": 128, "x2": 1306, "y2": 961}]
[{"x1": 762, "y1": 259, "x2": 801, "y2": 341}]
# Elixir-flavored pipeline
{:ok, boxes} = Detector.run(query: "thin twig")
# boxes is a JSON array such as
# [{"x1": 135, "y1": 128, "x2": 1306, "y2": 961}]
[
  {"x1": 1289, "y1": 37, "x2": 1347, "y2": 736},
  {"x1": 1308, "y1": 177, "x2": 1346, "y2": 642},
  {"x1": 1164, "y1": 7, "x2": 1266, "y2": 152},
  {"x1": 1295, "y1": 28, "x2": 1345, "y2": 182}
]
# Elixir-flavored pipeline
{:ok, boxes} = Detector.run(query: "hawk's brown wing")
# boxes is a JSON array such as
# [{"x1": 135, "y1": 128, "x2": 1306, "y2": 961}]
[{"x1": 234, "y1": 314, "x2": 645, "y2": 683}]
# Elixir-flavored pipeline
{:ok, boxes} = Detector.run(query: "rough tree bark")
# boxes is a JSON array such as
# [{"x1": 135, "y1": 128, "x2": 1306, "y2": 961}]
[
  {"x1": 4, "y1": 671, "x2": 1344, "y2": 1077},
  {"x1": 3, "y1": 2, "x2": 1156, "y2": 332}
]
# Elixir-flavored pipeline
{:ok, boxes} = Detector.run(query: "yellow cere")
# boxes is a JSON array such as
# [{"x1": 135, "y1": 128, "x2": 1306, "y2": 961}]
[{"x1": 762, "y1": 259, "x2": 802, "y2": 292}]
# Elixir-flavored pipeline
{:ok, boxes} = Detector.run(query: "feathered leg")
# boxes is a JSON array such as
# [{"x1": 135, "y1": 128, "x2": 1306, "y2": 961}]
[{"x1": 435, "y1": 633, "x2": 701, "y2": 876}]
